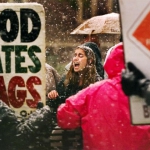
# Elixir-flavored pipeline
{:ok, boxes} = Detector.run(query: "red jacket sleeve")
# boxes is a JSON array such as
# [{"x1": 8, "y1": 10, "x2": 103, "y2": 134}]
[
  {"x1": 57, "y1": 87, "x2": 89, "y2": 129},
  {"x1": 57, "y1": 103, "x2": 80, "y2": 129}
]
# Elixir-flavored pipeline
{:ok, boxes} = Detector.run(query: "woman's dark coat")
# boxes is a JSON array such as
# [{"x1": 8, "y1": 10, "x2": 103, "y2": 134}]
[{"x1": 47, "y1": 73, "x2": 101, "y2": 112}]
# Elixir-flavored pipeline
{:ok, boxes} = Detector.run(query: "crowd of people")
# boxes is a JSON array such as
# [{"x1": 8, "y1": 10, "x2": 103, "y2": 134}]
[
  {"x1": 1, "y1": 23, "x2": 150, "y2": 150},
  {"x1": 57, "y1": 42, "x2": 150, "y2": 150},
  {"x1": 47, "y1": 42, "x2": 103, "y2": 114}
]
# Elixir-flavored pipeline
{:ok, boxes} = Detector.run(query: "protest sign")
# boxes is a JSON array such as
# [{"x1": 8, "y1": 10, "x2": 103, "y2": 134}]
[
  {"x1": 119, "y1": 0, "x2": 150, "y2": 124},
  {"x1": 0, "y1": 3, "x2": 45, "y2": 118}
]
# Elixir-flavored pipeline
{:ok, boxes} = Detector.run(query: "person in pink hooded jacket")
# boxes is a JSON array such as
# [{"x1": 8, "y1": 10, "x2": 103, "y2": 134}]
[{"x1": 57, "y1": 42, "x2": 150, "y2": 150}]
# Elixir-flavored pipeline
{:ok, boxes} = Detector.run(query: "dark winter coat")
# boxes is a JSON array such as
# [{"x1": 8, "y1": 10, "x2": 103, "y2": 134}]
[
  {"x1": 47, "y1": 73, "x2": 101, "y2": 113},
  {"x1": 0, "y1": 100, "x2": 52, "y2": 150}
]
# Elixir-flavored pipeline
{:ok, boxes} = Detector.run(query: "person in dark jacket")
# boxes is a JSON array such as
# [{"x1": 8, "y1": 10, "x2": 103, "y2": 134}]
[
  {"x1": 47, "y1": 44, "x2": 102, "y2": 149},
  {"x1": 47, "y1": 44, "x2": 102, "y2": 112},
  {"x1": 0, "y1": 101, "x2": 52, "y2": 150}
]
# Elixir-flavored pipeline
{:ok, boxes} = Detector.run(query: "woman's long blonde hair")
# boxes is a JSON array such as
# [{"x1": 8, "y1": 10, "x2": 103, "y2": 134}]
[{"x1": 64, "y1": 46, "x2": 97, "y2": 88}]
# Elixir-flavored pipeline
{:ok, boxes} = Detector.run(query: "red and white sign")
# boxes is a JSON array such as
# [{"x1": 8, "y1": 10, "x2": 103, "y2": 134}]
[
  {"x1": 119, "y1": 0, "x2": 150, "y2": 125},
  {"x1": 128, "y1": 3, "x2": 150, "y2": 55},
  {"x1": 0, "y1": 3, "x2": 45, "y2": 118}
]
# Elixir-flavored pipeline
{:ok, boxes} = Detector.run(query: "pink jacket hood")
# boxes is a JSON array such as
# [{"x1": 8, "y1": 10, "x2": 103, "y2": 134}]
[{"x1": 104, "y1": 42, "x2": 125, "y2": 78}]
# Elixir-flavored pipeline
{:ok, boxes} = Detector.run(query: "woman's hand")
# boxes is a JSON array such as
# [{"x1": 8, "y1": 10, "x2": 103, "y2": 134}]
[{"x1": 48, "y1": 90, "x2": 59, "y2": 99}]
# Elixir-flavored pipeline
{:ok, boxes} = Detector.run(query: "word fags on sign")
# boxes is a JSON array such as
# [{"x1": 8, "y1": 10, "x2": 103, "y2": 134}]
[
  {"x1": 0, "y1": 76, "x2": 41, "y2": 108},
  {"x1": 0, "y1": 8, "x2": 41, "y2": 43},
  {"x1": 0, "y1": 3, "x2": 45, "y2": 118}
]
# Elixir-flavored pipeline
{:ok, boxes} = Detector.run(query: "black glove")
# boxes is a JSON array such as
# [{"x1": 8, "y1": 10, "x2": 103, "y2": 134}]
[
  {"x1": 121, "y1": 62, "x2": 145, "y2": 96},
  {"x1": 121, "y1": 62, "x2": 150, "y2": 105}
]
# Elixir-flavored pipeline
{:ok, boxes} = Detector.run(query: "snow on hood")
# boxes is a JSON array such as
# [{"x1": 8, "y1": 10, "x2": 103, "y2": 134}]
[{"x1": 104, "y1": 42, "x2": 125, "y2": 79}]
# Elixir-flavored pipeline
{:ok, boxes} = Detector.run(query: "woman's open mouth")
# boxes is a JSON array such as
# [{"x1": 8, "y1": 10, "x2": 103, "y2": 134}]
[{"x1": 73, "y1": 62, "x2": 80, "y2": 69}]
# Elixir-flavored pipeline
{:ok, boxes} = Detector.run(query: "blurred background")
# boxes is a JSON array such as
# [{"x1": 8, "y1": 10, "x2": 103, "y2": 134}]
[{"x1": 0, "y1": 0, "x2": 120, "y2": 75}]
